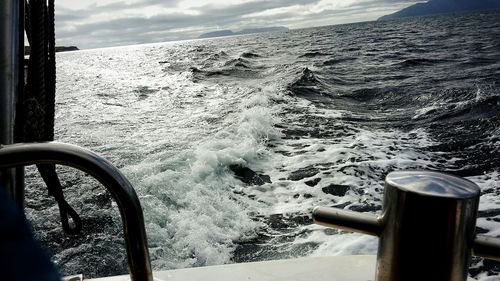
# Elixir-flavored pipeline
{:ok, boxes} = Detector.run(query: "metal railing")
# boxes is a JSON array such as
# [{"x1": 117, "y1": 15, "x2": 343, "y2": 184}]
[
  {"x1": 313, "y1": 170, "x2": 500, "y2": 281},
  {"x1": 0, "y1": 142, "x2": 153, "y2": 281}
]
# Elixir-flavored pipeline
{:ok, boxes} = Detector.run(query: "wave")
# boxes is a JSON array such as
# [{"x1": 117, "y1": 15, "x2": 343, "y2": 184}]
[
  {"x1": 414, "y1": 86, "x2": 500, "y2": 122},
  {"x1": 121, "y1": 92, "x2": 281, "y2": 271},
  {"x1": 206, "y1": 50, "x2": 229, "y2": 61},
  {"x1": 299, "y1": 51, "x2": 328, "y2": 58},
  {"x1": 189, "y1": 57, "x2": 262, "y2": 80},
  {"x1": 292, "y1": 67, "x2": 321, "y2": 86},
  {"x1": 459, "y1": 56, "x2": 497, "y2": 67},
  {"x1": 340, "y1": 88, "x2": 384, "y2": 102},
  {"x1": 287, "y1": 67, "x2": 330, "y2": 98},
  {"x1": 412, "y1": 85, "x2": 500, "y2": 177},
  {"x1": 224, "y1": 58, "x2": 251, "y2": 69},
  {"x1": 323, "y1": 57, "x2": 356, "y2": 65},
  {"x1": 337, "y1": 87, "x2": 412, "y2": 111},
  {"x1": 431, "y1": 95, "x2": 500, "y2": 122},
  {"x1": 240, "y1": 52, "x2": 261, "y2": 58},
  {"x1": 397, "y1": 57, "x2": 445, "y2": 67},
  {"x1": 134, "y1": 86, "x2": 158, "y2": 100}
]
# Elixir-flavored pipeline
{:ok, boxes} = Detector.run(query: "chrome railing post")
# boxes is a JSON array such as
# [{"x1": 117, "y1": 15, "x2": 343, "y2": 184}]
[
  {"x1": 314, "y1": 170, "x2": 500, "y2": 281},
  {"x1": 377, "y1": 171, "x2": 479, "y2": 281}
]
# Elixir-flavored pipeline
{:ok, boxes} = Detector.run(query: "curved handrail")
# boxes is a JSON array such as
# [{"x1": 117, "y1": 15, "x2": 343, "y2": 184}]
[{"x1": 0, "y1": 142, "x2": 153, "y2": 281}]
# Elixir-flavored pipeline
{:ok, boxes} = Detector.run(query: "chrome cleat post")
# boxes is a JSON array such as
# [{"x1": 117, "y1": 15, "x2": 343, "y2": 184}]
[{"x1": 313, "y1": 170, "x2": 500, "y2": 281}]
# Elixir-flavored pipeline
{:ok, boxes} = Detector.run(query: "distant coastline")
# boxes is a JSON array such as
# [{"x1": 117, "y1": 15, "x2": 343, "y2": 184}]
[
  {"x1": 24, "y1": 45, "x2": 79, "y2": 55},
  {"x1": 379, "y1": 0, "x2": 500, "y2": 20},
  {"x1": 199, "y1": 26, "x2": 289, "y2": 39}
]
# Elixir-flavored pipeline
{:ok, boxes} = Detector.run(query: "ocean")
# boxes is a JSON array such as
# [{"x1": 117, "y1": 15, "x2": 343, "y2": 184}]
[{"x1": 24, "y1": 11, "x2": 500, "y2": 279}]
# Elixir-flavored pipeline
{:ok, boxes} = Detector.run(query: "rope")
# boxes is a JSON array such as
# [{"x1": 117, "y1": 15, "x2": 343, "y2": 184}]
[
  {"x1": 38, "y1": 165, "x2": 82, "y2": 235},
  {"x1": 23, "y1": 0, "x2": 82, "y2": 235},
  {"x1": 26, "y1": 0, "x2": 46, "y2": 141},
  {"x1": 24, "y1": 0, "x2": 32, "y2": 46}
]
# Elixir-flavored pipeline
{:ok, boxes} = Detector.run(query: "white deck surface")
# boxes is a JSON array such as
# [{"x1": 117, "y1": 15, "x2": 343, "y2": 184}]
[{"x1": 87, "y1": 255, "x2": 477, "y2": 281}]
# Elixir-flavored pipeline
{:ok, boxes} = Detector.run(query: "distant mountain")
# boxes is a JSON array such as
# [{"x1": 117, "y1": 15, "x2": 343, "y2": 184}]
[
  {"x1": 199, "y1": 30, "x2": 235, "y2": 39},
  {"x1": 237, "y1": 27, "x2": 290, "y2": 35},
  {"x1": 379, "y1": 0, "x2": 500, "y2": 20},
  {"x1": 199, "y1": 26, "x2": 289, "y2": 39}
]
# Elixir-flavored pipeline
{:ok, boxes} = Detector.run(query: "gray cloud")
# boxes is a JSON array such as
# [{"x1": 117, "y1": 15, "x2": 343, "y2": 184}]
[{"x1": 54, "y1": 0, "x2": 421, "y2": 48}]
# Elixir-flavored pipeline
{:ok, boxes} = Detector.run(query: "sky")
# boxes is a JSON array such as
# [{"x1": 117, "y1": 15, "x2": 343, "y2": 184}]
[{"x1": 53, "y1": 0, "x2": 422, "y2": 49}]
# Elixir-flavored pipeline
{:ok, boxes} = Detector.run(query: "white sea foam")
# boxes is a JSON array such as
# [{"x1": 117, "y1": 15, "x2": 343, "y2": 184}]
[{"x1": 117, "y1": 80, "x2": 284, "y2": 269}]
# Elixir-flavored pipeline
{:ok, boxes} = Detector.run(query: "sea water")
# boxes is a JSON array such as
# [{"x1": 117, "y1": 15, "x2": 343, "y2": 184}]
[{"x1": 24, "y1": 11, "x2": 500, "y2": 279}]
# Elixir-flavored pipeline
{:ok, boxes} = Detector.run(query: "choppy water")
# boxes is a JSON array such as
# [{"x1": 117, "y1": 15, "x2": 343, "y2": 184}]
[{"x1": 25, "y1": 11, "x2": 500, "y2": 279}]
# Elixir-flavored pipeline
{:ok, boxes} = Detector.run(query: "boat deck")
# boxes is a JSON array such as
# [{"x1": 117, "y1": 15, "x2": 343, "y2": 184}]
[{"x1": 86, "y1": 255, "x2": 477, "y2": 281}]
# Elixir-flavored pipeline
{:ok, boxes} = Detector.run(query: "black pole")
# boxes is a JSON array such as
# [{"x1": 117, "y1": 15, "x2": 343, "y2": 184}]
[{"x1": 0, "y1": 0, "x2": 25, "y2": 207}]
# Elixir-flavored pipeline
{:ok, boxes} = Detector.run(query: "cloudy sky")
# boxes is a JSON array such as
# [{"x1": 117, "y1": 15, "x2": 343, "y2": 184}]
[{"x1": 54, "y1": 0, "x2": 421, "y2": 49}]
